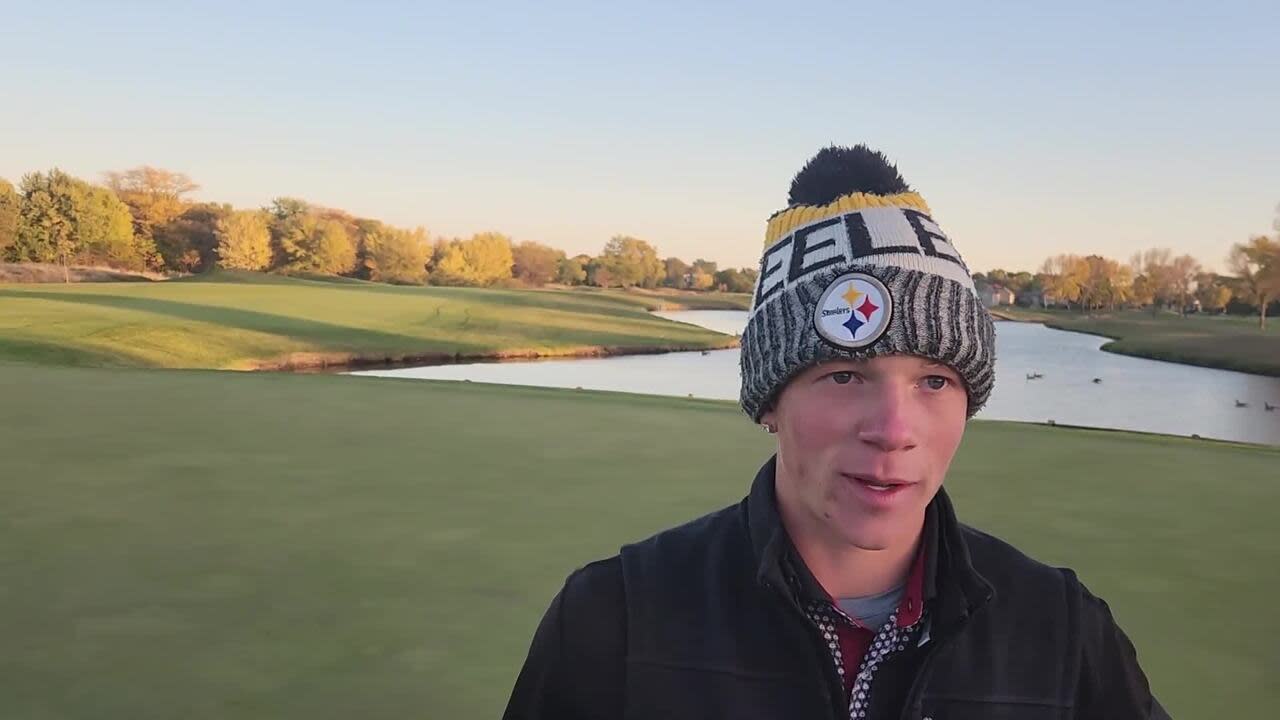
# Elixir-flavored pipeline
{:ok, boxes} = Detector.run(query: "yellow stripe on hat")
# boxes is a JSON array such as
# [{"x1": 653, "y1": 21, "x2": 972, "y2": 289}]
[{"x1": 764, "y1": 191, "x2": 931, "y2": 246}]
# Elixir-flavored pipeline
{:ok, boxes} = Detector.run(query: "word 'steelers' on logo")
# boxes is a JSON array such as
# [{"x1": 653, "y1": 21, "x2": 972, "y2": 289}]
[{"x1": 814, "y1": 272, "x2": 892, "y2": 349}]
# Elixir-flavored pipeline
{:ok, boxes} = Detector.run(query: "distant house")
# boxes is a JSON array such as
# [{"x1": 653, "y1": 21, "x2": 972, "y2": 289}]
[
  {"x1": 979, "y1": 284, "x2": 1015, "y2": 307},
  {"x1": 1017, "y1": 288, "x2": 1058, "y2": 308}
]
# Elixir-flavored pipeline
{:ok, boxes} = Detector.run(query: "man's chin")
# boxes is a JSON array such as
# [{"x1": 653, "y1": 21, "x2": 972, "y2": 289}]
[{"x1": 838, "y1": 531, "x2": 892, "y2": 552}]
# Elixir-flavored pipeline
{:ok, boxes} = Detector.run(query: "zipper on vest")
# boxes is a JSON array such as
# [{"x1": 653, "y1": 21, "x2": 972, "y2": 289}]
[
  {"x1": 897, "y1": 618, "x2": 966, "y2": 720},
  {"x1": 763, "y1": 579, "x2": 845, "y2": 720}
]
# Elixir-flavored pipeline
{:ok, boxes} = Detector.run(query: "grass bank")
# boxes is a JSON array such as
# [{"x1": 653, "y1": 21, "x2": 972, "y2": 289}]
[
  {"x1": 0, "y1": 271, "x2": 743, "y2": 370},
  {"x1": 583, "y1": 285, "x2": 752, "y2": 311},
  {"x1": 0, "y1": 261, "x2": 169, "y2": 283},
  {"x1": 2, "y1": 364, "x2": 1276, "y2": 718},
  {"x1": 992, "y1": 306, "x2": 1280, "y2": 377}
]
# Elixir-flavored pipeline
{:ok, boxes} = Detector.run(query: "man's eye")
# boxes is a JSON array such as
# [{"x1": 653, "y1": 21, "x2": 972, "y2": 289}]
[
  {"x1": 830, "y1": 371, "x2": 856, "y2": 385},
  {"x1": 923, "y1": 375, "x2": 950, "y2": 390}
]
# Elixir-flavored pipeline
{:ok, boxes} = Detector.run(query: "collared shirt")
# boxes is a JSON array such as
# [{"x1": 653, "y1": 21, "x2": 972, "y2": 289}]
[
  {"x1": 782, "y1": 509, "x2": 934, "y2": 701},
  {"x1": 827, "y1": 540, "x2": 928, "y2": 698}
]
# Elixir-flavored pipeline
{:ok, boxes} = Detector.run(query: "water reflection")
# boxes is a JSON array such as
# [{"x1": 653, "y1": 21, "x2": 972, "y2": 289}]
[{"x1": 351, "y1": 310, "x2": 1280, "y2": 446}]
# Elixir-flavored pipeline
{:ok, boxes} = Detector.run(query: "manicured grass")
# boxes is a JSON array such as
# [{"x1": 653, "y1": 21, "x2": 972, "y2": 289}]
[
  {"x1": 582, "y1": 285, "x2": 753, "y2": 311},
  {"x1": 1, "y1": 364, "x2": 1276, "y2": 718},
  {"x1": 0, "y1": 271, "x2": 740, "y2": 370},
  {"x1": 993, "y1": 306, "x2": 1280, "y2": 376}
]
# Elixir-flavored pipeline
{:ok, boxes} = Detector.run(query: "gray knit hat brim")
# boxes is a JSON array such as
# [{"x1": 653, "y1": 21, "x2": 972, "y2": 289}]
[{"x1": 739, "y1": 264, "x2": 996, "y2": 421}]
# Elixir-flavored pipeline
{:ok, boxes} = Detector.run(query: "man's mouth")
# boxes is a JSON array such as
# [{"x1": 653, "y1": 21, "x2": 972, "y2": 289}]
[{"x1": 842, "y1": 473, "x2": 911, "y2": 493}]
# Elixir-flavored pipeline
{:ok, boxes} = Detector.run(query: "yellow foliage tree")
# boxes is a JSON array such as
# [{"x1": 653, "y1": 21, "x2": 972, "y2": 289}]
[
  {"x1": 1038, "y1": 254, "x2": 1088, "y2": 308},
  {"x1": 0, "y1": 178, "x2": 17, "y2": 259},
  {"x1": 430, "y1": 232, "x2": 513, "y2": 286},
  {"x1": 363, "y1": 225, "x2": 429, "y2": 284},
  {"x1": 1227, "y1": 236, "x2": 1280, "y2": 330},
  {"x1": 215, "y1": 210, "x2": 272, "y2": 271},
  {"x1": 277, "y1": 214, "x2": 356, "y2": 275},
  {"x1": 1130, "y1": 248, "x2": 1178, "y2": 311},
  {"x1": 103, "y1": 166, "x2": 199, "y2": 270}
]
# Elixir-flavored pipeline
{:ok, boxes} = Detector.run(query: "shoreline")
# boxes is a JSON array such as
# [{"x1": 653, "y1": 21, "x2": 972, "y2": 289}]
[
  {"x1": 251, "y1": 304, "x2": 745, "y2": 373},
  {"x1": 247, "y1": 336, "x2": 742, "y2": 372},
  {"x1": 989, "y1": 308, "x2": 1280, "y2": 379}
]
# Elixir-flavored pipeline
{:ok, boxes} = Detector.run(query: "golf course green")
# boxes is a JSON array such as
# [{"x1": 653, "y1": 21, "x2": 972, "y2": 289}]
[
  {"x1": 0, "y1": 272, "x2": 745, "y2": 371},
  {"x1": 2, "y1": 362, "x2": 1277, "y2": 718}
]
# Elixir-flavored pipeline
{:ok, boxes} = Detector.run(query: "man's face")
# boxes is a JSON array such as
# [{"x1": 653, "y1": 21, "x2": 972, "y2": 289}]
[{"x1": 760, "y1": 354, "x2": 969, "y2": 552}]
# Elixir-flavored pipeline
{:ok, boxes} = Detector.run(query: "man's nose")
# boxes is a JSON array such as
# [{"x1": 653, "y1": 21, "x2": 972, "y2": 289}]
[{"x1": 856, "y1": 383, "x2": 918, "y2": 452}]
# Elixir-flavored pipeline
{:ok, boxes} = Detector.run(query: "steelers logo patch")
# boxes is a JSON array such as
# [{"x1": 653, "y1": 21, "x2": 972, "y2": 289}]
[{"x1": 814, "y1": 272, "x2": 893, "y2": 349}]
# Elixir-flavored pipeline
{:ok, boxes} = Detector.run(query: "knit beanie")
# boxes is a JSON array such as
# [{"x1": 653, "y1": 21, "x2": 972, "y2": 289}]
[{"x1": 739, "y1": 145, "x2": 996, "y2": 421}]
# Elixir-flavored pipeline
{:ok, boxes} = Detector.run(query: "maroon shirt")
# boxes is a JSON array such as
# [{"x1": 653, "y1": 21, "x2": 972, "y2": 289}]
[{"x1": 824, "y1": 541, "x2": 928, "y2": 698}]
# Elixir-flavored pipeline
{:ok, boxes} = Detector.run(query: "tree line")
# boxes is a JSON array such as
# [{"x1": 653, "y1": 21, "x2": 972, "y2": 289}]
[
  {"x1": 975, "y1": 225, "x2": 1280, "y2": 330},
  {"x1": 0, "y1": 166, "x2": 759, "y2": 292}
]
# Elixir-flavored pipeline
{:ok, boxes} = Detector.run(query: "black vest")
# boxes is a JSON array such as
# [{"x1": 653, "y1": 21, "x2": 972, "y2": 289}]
[{"x1": 618, "y1": 458, "x2": 1086, "y2": 720}]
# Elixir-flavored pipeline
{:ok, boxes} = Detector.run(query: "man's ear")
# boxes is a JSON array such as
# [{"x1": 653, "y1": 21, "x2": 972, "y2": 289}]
[{"x1": 760, "y1": 405, "x2": 777, "y2": 429}]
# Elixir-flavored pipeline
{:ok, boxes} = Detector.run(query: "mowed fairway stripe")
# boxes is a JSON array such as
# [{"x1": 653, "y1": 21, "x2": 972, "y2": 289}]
[{"x1": 1, "y1": 364, "x2": 1276, "y2": 718}]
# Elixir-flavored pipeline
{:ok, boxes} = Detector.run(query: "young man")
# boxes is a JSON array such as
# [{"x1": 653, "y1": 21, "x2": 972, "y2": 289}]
[{"x1": 503, "y1": 146, "x2": 1168, "y2": 719}]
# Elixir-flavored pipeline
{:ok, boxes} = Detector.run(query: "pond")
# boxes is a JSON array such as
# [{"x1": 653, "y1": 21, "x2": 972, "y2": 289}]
[{"x1": 352, "y1": 310, "x2": 1280, "y2": 446}]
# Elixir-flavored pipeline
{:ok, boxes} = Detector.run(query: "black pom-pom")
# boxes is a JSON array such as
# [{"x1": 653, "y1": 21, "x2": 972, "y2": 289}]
[{"x1": 787, "y1": 145, "x2": 910, "y2": 206}]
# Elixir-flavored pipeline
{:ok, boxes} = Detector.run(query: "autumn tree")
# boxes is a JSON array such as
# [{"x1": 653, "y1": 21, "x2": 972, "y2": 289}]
[
  {"x1": 103, "y1": 166, "x2": 199, "y2": 270},
  {"x1": 1194, "y1": 273, "x2": 1233, "y2": 314},
  {"x1": 585, "y1": 258, "x2": 615, "y2": 287},
  {"x1": 429, "y1": 232, "x2": 514, "y2": 286},
  {"x1": 1038, "y1": 254, "x2": 1087, "y2": 308},
  {"x1": 557, "y1": 254, "x2": 588, "y2": 285},
  {"x1": 103, "y1": 166, "x2": 198, "y2": 221},
  {"x1": 1169, "y1": 254, "x2": 1202, "y2": 316},
  {"x1": 689, "y1": 258, "x2": 719, "y2": 291},
  {"x1": 266, "y1": 198, "x2": 357, "y2": 275},
  {"x1": 663, "y1": 257, "x2": 690, "y2": 288},
  {"x1": 215, "y1": 209, "x2": 273, "y2": 271},
  {"x1": 0, "y1": 179, "x2": 18, "y2": 260},
  {"x1": 267, "y1": 197, "x2": 310, "y2": 268},
  {"x1": 714, "y1": 267, "x2": 759, "y2": 293},
  {"x1": 363, "y1": 223, "x2": 429, "y2": 284},
  {"x1": 985, "y1": 269, "x2": 1035, "y2": 295},
  {"x1": 76, "y1": 183, "x2": 145, "y2": 269},
  {"x1": 13, "y1": 169, "x2": 145, "y2": 277},
  {"x1": 11, "y1": 170, "x2": 79, "y2": 269},
  {"x1": 302, "y1": 218, "x2": 356, "y2": 275},
  {"x1": 1130, "y1": 248, "x2": 1178, "y2": 313},
  {"x1": 155, "y1": 202, "x2": 229, "y2": 272},
  {"x1": 512, "y1": 241, "x2": 564, "y2": 285},
  {"x1": 1130, "y1": 274, "x2": 1156, "y2": 307},
  {"x1": 1075, "y1": 256, "x2": 1107, "y2": 310},
  {"x1": 1227, "y1": 235, "x2": 1280, "y2": 330},
  {"x1": 1075, "y1": 255, "x2": 1133, "y2": 310},
  {"x1": 597, "y1": 235, "x2": 664, "y2": 288}
]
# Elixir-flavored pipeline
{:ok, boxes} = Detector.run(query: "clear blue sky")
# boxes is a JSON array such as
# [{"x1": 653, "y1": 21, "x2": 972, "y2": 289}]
[{"x1": 2, "y1": 1, "x2": 1276, "y2": 273}]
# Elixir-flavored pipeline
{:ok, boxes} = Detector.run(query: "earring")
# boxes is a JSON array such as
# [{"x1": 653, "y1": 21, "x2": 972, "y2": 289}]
[{"x1": 762, "y1": 422, "x2": 777, "y2": 434}]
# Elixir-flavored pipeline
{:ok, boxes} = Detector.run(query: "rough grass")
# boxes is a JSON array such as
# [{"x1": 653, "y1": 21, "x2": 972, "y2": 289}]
[
  {"x1": 0, "y1": 270, "x2": 739, "y2": 370},
  {"x1": 993, "y1": 306, "x2": 1280, "y2": 376},
  {"x1": 0, "y1": 261, "x2": 169, "y2": 283},
  {"x1": 1, "y1": 364, "x2": 1276, "y2": 718}
]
